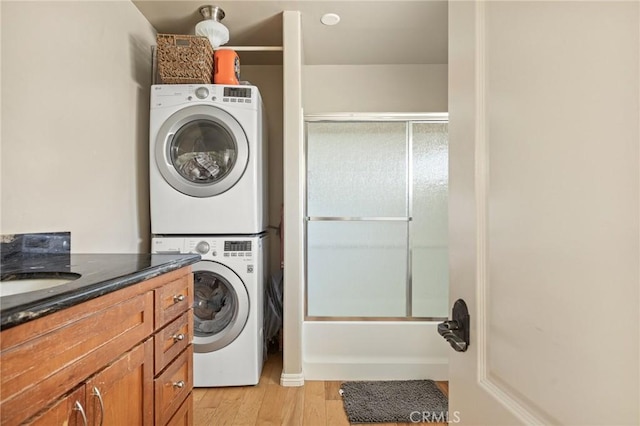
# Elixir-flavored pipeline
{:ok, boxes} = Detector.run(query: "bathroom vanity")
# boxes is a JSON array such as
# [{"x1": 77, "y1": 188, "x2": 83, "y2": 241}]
[{"x1": 0, "y1": 253, "x2": 200, "y2": 425}]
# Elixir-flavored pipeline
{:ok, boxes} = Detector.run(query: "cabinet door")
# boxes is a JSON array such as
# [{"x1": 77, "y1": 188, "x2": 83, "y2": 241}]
[
  {"x1": 1, "y1": 291, "x2": 154, "y2": 425},
  {"x1": 165, "y1": 392, "x2": 193, "y2": 426},
  {"x1": 25, "y1": 387, "x2": 86, "y2": 426},
  {"x1": 85, "y1": 339, "x2": 154, "y2": 425}
]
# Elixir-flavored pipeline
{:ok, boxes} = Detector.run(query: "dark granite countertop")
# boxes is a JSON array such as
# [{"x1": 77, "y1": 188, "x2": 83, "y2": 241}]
[{"x1": 0, "y1": 253, "x2": 200, "y2": 330}]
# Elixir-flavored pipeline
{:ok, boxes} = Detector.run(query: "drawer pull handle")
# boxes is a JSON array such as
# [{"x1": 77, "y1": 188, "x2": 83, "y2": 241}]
[
  {"x1": 91, "y1": 387, "x2": 105, "y2": 426},
  {"x1": 173, "y1": 294, "x2": 185, "y2": 304},
  {"x1": 172, "y1": 333, "x2": 185, "y2": 342},
  {"x1": 173, "y1": 380, "x2": 185, "y2": 389},
  {"x1": 73, "y1": 401, "x2": 88, "y2": 426}
]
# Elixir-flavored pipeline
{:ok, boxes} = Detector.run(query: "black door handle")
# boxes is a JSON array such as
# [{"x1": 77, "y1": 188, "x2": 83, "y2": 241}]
[{"x1": 438, "y1": 299, "x2": 470, "y2": 352}]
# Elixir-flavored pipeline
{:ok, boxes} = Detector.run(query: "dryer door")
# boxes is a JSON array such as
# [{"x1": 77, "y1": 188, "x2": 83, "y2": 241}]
[
  {"x1": 191, "y1": 261, "x2": 249, "y2": 353},
  {"x1": 155, "y1": 105, "x2": 249, "y2": 197}
]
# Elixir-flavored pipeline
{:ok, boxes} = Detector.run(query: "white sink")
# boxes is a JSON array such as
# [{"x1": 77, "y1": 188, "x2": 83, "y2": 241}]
[{"x1": 1, "y1": 275, "x2": 80, "y2": 297}]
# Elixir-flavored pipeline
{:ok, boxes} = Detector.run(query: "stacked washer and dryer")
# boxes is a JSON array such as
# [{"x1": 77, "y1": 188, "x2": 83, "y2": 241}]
[{"x1": 149, "y1": 84, "x2": 268, "y2": 387}]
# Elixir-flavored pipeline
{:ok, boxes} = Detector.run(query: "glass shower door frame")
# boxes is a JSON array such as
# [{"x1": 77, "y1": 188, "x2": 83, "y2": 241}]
[{"x1": 304, "y1": 113, "x2": 448, "y2": 321}]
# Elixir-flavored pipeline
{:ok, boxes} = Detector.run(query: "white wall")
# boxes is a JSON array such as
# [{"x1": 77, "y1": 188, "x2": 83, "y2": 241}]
[
  {"x1": 303, "y1": 64, "x2": 447, "y2": 113},
  {"x1": 240, "y1": 65, "x2": 283, "y2": 275},
  {"x1": 1, "y1": 1, "x2": 156, "y2": 252}
]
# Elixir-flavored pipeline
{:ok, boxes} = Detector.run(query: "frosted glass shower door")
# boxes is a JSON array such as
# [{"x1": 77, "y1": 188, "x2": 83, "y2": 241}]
[
  {"x1": 306, "y1": 122, "x2": 408, "y2": 317},
  {"x1": 306, "y1": 122, "x2": 408, "y2": 217},
  {"x1": 411, "y1": 122, "x2": 448, "y2": 317},
  {"x1": 307, "y1": 221, "x2": 408, "y2": 317}
]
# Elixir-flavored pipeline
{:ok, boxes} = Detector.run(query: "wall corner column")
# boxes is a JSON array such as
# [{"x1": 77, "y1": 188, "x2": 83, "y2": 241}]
[{"x1": 281, "y1": 10, "x2": 305, "y2": 387}]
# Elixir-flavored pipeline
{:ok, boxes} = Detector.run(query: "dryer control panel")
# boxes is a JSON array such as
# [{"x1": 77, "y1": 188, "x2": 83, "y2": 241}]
[{"x1": 150, "y1": 84, "x2": 259, "y2": 110}]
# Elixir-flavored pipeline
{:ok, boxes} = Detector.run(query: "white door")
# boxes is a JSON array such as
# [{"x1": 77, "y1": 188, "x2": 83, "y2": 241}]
[{"x1": 448, "y1": 1, "x2": 639, "y2": 425}]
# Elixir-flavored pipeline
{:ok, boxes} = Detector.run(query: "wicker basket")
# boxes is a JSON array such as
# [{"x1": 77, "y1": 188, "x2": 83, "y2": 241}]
[{"x1": 156, "y1": 34, "x2": 214, "y2": 84}]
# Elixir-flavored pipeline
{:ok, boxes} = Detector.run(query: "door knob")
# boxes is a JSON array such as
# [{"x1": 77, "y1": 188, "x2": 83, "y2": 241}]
[{"x1": 438, "y1": 299, "x2": 470, "y2": 352}]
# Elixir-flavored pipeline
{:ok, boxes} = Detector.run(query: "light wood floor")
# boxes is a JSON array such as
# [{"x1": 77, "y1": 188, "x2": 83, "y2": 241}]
[{"x1": 193, "y1": 352, "x2": 449, "y2": 426}]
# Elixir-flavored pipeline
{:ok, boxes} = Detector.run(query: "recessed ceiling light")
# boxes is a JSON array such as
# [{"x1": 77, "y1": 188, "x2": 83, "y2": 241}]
[{"x1": 320, "y1": 13, "x2": 340, "y2": 26}]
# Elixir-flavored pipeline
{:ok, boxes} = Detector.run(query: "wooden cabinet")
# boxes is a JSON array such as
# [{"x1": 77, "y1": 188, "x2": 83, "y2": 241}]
[
  {"x1": 0, "y1": 266, "x2": 194, "y2": 426},
  {"x1": 25, "y1": 339, "x2": 153, "y2": 425},
  {"x1": 84, "y1": 338, "x2": 154, "y2": 425}
]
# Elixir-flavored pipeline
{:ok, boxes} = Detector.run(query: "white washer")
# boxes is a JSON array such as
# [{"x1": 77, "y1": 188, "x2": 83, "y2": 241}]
[
  {"x1": 150, "y1": 84, "x2": 268, "y2": 235},
  {"x1": 152, "y1": 234, "x2": 267, "y2": 387}
]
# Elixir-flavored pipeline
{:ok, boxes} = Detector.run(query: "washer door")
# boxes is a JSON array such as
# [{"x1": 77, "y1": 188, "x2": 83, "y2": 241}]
[
  {"x1": 155, "y1": 105, "x2": 249, "y2": 197},
  {"x1": 192, "y1": 261, "x2": 249, "y2": 353}
]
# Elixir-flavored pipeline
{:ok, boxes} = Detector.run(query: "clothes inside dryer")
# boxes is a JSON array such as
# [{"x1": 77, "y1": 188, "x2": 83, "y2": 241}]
[
  {"x1": 171, "y1": 119, "x2": 237, "y2": 184},
  {"x1": 194, "y1": 270, "x2": 237, "y2": 336}
]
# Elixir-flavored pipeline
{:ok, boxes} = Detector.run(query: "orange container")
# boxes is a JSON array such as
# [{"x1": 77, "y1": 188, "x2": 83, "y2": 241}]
[{"x1": 213, "y1": 49, "x2": 240, "y2": 85}]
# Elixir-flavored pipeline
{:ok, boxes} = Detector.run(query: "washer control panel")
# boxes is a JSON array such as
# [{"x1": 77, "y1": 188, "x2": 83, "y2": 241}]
[
  {"x1": 155, "y1": 238, "x2": 257, "y2": 260},
  {"x1": 184, "y1": 239, "x2": 218, "y2": 257},
  {"x1": 195, "y1": 241, "x2": 210, "y2": 254},
  {"x1": 223, "y1": 240, "x2": 252, "y2": 258}
]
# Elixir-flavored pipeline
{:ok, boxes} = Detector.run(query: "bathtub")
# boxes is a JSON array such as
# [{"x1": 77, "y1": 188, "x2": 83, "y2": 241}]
[{"x1": 302, "y1": 321, "x2": 449, "y2": 381}]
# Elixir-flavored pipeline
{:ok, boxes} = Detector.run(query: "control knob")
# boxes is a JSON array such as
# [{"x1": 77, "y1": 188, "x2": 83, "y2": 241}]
[
  {"x1": 195, "y1": 87, "x2": 209, "y2": 99},
  {"x1": 195, "y1": 241, "x2": 210, "y2": 254}
]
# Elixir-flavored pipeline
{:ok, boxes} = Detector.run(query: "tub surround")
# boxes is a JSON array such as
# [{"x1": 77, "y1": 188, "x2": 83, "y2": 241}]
[{"x1": 1, "y1": 252, "x2": 200, "y2": 329}]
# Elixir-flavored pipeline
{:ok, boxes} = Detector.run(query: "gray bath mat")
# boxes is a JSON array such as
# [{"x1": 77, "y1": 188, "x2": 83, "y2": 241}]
[{"x1": 340, "y1": 380, "x2": 448, "y2": 424}]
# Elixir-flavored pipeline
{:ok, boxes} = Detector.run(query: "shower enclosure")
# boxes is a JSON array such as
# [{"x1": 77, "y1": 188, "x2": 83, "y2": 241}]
[{"x1": 305, "y1": 114, "x2": 449, "y2": 320}]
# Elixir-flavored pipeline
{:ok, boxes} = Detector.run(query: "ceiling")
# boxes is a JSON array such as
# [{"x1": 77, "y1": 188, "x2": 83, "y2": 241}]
[{"x1": 132, "y1": 1, "x2": 448, "y2": 65}]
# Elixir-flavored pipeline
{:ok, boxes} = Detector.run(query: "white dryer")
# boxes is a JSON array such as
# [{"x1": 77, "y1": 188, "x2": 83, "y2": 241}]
[
  {"x1": 150, "y1": 84, "x2": 268, "y2": 235},
  {"x1": 152, "y1": 234, "x2": 267, "y2": 387}
]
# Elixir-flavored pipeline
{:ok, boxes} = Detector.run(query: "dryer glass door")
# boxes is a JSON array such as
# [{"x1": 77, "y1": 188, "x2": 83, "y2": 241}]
[
  {"x1": 192, "y1": 261, "x2": 249, "y2": 353},
  {"x1": 155, "y1": 105, "x2": 250, "y2": 197},
  {"x1": 172, "y1": 119, "x2": 236, "y2": 184}
]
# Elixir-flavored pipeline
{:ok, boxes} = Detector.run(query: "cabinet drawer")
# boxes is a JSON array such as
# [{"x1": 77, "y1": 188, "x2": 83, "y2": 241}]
[
  {"x1": 165, "y1": 392, "x2": 193, "y2": 426},
  {"x1": 155, "y1": 310, "x2": 192, "y2": 375},
  {"x1": 154, "y1": 345, "x2": 193, "y2": 425},
  {"x1": 155, "y1": 275, "x2": 192, "y2": 329}
]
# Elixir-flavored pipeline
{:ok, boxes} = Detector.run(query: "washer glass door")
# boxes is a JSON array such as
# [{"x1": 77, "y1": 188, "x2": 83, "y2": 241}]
[
  {"x1": 155, "y1": 105, "x2": 249, "y2": 197},
  {"x1": 192, "y1": 261, "x2": 249, "y2": 353}
]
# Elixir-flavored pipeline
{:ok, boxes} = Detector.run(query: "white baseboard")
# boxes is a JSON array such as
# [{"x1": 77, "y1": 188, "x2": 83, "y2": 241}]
[{"x1": 280, "y1": 372, "x2": 305, "y2": 387}]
